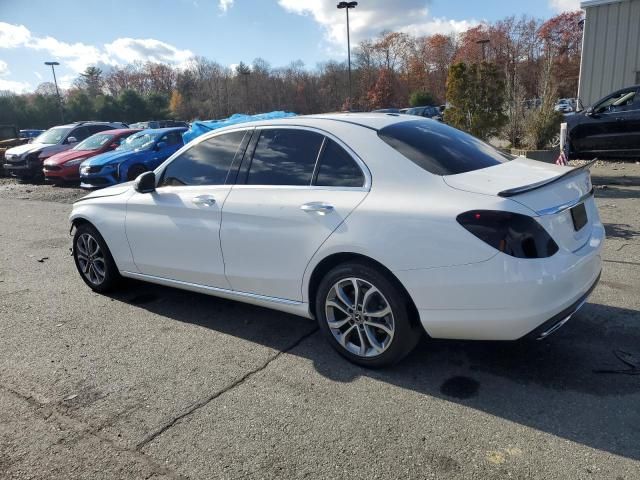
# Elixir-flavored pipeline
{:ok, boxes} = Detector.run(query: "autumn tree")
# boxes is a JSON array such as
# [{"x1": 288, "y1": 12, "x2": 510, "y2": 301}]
[
  {"x1": 367, "y1": 69, "x2": 395, "y2": 109},
  {"x1": 444, "y1": 62, "x2": 507, "y2": 140},
  {"x1": 538, "y1": 11, "x2": 584, "y2": 97}
]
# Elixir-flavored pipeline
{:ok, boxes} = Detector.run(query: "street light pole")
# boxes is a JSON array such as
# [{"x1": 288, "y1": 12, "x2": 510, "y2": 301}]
[
  {"x1": 337, "y1": 1, "x2": 357, "y2": 108},
  {"x1": 44, "y1": 61, "x2": 64, "y2": 122}
]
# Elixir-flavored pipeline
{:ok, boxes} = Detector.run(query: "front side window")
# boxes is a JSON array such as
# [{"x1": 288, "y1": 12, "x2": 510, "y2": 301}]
[
  {"x1": 35, "y1": 127, "x2": 73, "y2": 145},
  {"x1": 378, "y1": 119, "x2": 510, "y2": 176},
  {"x1": 118, "y1": 132, "x2": 158, "y2": 152},
  {"x1": 314, "y1": 139, "x2": 364, "y2": 188},
  {"x1": 160, "y1": 130, "x2": 247, "y2": 187},
  {"x1": 246, "y1": 129, "x2": 323, "y2": 186},
  {"x1": 595, "y1": 90, "x2": 637, "y2": 113}
]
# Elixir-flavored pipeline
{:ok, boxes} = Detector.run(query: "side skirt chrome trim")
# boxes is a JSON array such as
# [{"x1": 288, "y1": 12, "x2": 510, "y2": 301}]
[
  {"x1": 120, "y1": 271, "x2": 313, "y2": 319},
  {"x1": 122, "y1": 271, "x2": 299, "y2": 304}
]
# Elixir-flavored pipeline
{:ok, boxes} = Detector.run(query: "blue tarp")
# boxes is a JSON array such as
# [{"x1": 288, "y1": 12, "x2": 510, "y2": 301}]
[{"x1": 183, "y1": 111, "x2": 297, "y2": 144}]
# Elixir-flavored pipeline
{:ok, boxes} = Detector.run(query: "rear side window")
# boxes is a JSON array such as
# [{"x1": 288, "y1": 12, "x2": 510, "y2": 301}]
[
  {"x1": 314, "y1": 139, "x2": 364, "y2": 187},
  {"x1": 160, "y1": 131, "x2": 184, "y2": 146},
  {"x1": 246, "y1": 129, "x2": 323, "y2": 186},
  {"x1": 69, "y1": 127, "x2": 90, "y2": 142},
  {"x1": 87, "y1": 125, "x2": 114, "y2": 134},
  {"x1": 160, "y1": 130, "x2": 247, "y2": 187},
  {"x1": 378, "y1": 119, "x2": 509, "y2": 176}
]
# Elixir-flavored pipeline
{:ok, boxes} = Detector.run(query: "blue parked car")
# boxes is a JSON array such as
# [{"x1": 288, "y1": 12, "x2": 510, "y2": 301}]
[{"x1": 79, "y1": 127, "x2": 186, "y2": 189}]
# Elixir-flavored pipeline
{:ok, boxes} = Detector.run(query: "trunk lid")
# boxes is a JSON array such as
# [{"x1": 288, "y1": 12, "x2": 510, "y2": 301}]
[{"x1": 444, "y1": 157, "x2": 597, "y2": 253}]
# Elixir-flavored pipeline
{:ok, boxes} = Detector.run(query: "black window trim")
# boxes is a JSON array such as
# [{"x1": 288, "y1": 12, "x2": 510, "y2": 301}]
[
  {"x1": 235, "y1": 125, "x2": 371, "y2": 190},
  {"x1": 155, "y1": 126, "x2": 254, "y2": 188}
]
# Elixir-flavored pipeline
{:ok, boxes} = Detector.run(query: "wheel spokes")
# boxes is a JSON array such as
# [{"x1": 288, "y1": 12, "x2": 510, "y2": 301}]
[
  {"x1": 76, "y1": 233, "x2": 106, "y2": 285},
  {"x1": 326, "y1": 300, "x2": 350, "y2": 318},
  {"x1": 324, "y1": 276, "x2": 395, "y2": 358},
  {"x1": 364, "y1": 320, "x2": 393, "y2": 337},
  {"x1": 363, "y1": 324, "x2": 384, "y2": 354},
  {"x1": 335, "y1": 283, "x2": 354, "y2": 310}
]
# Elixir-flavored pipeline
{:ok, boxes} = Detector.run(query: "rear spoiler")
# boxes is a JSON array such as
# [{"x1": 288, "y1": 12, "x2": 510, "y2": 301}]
[{"x1": 497, "y1": 159, "x2": 597, "y2": 197}]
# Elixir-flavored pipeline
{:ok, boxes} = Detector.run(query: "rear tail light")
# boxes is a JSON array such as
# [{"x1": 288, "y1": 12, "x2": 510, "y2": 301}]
[{"x1": 457, "y1": 210, "x2": 558, "y2": 258}]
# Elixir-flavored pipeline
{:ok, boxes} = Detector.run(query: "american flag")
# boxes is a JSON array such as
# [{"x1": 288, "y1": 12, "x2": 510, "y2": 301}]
[{"x1": 555, "y1": 150, "x2": 568, "y2": 166}]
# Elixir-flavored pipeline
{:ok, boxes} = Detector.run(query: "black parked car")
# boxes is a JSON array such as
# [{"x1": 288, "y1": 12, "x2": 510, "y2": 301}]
[
  {"x1": 567, "y1": 85, "x2": 640, "y2": 159},
  {"x1": 404, "y1": 105, "x2": 443, "y2": 122}
]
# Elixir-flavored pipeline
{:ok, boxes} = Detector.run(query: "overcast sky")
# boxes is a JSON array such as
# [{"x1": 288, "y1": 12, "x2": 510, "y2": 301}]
[{"x1": 0, "y1": 0, "x2": 581, "y2": 93}]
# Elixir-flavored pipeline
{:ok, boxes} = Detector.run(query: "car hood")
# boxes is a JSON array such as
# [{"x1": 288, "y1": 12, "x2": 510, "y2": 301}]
[
  {"x1": 76, "y1": 182, "x2": 134, "y2": 202},
  {"x1": 45, "y1": 149, "x2": 98, "y2": 165},
  {"x1": 5, "y1": 142, "x2": 50, "y2": 156},
  {"x1": 85, "y1": 149, "x2": 146, "y2": 166}
]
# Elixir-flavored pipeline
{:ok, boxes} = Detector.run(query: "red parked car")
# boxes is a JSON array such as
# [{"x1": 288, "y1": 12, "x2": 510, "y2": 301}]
[{"x1": 43, "y1": 129, "x2": 140, "y2": 183}]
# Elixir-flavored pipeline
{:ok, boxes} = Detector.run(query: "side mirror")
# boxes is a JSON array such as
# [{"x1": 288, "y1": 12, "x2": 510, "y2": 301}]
[
  {"x1": 585, "y1": 107, "x2": 594, "y2": 116},
  {"x1": 67, "y1": 136, "x2": 77, "y2": 144},
  {"x1": 155, "y1": 141, "x2": 167, "y2": 151},
  {"x1": 134, "y1": 171, "x2": 156, "y2": 193}
]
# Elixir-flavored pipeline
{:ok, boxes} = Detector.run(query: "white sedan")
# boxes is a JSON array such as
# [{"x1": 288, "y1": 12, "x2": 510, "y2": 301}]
[{"x1": 70, "y1": 114, "x2": 603, "y2": 367}]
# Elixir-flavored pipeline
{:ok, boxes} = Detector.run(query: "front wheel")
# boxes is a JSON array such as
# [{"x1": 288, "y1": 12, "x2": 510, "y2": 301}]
[
  {"x1": 315, "y1": 262, "x2": 422, "y2": 368},
  {"x1": 73, "y1": 223, "x2": 121, "y2": 292}
]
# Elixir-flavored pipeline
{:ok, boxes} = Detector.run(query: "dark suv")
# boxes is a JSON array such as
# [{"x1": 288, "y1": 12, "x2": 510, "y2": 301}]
[
  {"x1": 404, "y1": 106, "x2": 443, "y2": 122},
  {"x1": 567, "y1": 85, "x2": 640, "y2": 159},
  {"x1": 3, "y1": 121, "x2": 127, "y2": 180}
]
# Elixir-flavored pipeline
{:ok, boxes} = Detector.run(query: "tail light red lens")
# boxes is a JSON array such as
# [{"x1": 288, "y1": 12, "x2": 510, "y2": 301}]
[{"x1": 457, "y1": 210, "x2": 558, "y2": 259}]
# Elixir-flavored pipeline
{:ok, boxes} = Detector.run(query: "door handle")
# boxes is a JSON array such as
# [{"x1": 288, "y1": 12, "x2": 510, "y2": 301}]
[
  {"x1": 300, "y1": 202, "x2": 334, "y2": 215},
  {"x1": 192, "y1": 195, "x2": 216, "y2": 207}
]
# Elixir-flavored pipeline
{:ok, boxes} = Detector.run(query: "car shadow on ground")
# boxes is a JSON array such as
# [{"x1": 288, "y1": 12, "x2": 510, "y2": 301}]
[{"x1": 107, "y1": 280, "x2": 640, "y2": 461}]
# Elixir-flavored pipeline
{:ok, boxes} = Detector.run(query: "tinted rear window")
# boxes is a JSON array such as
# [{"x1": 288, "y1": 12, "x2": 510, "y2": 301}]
[
  {"x1": 378, "y1": 119, "x2": 509, "y2": 175},
  {"x1": 314, "y1": 139, "x2": 364, "y2": 187},
  {"x1": 246, "y1": 129, "x2": 323, "y2": 186}
]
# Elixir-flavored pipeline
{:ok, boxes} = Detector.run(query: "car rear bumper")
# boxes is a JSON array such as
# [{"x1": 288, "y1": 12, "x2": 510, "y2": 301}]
[{"x1": 395, "y1": 223, "x2": 604, "y2": 340}]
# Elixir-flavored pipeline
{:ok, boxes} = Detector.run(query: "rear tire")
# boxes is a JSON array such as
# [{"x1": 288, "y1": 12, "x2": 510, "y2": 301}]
[
  {"x1": 73, "y1": 223, "x2": 121, "y2": 293},
  {"x1": 315, "y1": 261, "x2": 422, "y2": 368}
]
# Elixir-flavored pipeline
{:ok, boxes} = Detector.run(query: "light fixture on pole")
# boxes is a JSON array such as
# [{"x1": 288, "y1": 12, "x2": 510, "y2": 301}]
[
  {"x1": 44, "y1": 61, "x2": 64, "y2": 122},
  {"x1": 337, "y1": 1, "x2": 357, "y2": 108}
]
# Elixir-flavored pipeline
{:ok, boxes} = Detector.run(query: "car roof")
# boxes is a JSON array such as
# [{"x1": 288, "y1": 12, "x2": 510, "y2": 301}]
[
  {"x1": 99, "y1": 128, "x2": 141, "y2": 136},
  {"x1": 217, "y1": 113, "x2": 418, "y2": 132},
  {"x1": 138, "y1": 127, "x2": 187, "y2": 134}
]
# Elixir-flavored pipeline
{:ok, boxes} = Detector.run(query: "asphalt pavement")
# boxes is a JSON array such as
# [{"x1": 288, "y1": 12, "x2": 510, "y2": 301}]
[{"x1": 0, "y1": 164, "x2": 639, "y2": 479}]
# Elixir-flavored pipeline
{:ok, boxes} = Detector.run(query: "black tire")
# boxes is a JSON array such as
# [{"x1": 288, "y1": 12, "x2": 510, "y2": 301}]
[
  {"x1": 315, "y1": 261, "x2": 422, "y2": 368},
  {"x1": 72, "y1": 223, "x2": 121, "y2": 293},
  {"x1": 126, "y1": 164, "x2": 146, "y2": 182}
]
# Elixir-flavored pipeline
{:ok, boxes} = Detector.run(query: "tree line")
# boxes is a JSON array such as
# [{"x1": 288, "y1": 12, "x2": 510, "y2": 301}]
[{"x1": 0, "y1": 11, "x2": 582, "y2": 149}]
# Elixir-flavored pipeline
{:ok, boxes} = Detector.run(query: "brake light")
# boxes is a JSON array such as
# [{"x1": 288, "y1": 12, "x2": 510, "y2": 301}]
[{"x1": 457, "y1": 210, "x2": 558, "y2": 258}]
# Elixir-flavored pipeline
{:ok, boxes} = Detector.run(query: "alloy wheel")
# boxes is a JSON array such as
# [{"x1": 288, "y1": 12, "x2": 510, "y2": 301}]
[
  {"x1": 325, "y1": 277, "x2": 395, "y2": 358},
  {"x1": 75, "y1": 233, "x2": 106, "y2": 286}
]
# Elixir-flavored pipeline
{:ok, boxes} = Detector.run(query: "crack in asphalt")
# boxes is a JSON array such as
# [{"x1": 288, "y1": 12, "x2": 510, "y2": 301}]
[
  {"x1": 603, "y1": 259, "x2": 640, "y2": 266},
  {"x1": 135, "y1": 325, "x2": 320, "y2": 451},
  {"x1": 0, "y1": 384, "x2": 187, "y2": 480}
]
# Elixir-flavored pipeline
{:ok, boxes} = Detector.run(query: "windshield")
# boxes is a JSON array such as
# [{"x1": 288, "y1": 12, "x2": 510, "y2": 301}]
[
  {"x1": 34, "y1": 127, "x2": 72, "y2": 145},
  {"x1": 378, "y1": 119, "x2": 511, "y2": 176},
  {"x1": 117, "y1": 132, "x2": 157, "y2": 152},
  {"x1": 74, "y1": 133, "x2": 115, "y2": 151}
]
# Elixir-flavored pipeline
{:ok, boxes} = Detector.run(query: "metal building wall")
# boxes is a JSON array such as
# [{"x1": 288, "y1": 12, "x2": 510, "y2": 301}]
[{"x1": 578, "y1": 0, "x2": 640, "y2": 106}]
